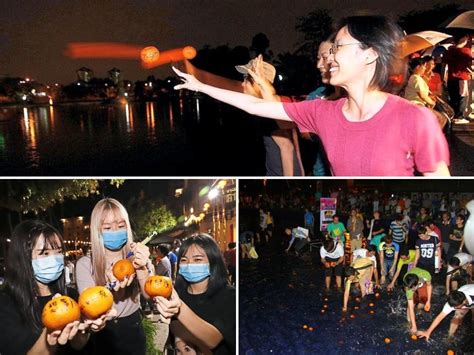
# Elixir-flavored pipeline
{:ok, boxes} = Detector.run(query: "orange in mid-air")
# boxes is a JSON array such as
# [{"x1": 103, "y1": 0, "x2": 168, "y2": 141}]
[
  {"x1": 182, "y1": 46, "x2": 197, "y2": 60},
  {"x1": 42, "y1": 296, "x2": 81, "y2": 330},
  {"x1": 384, "y1": 337, "x2": 391, "y2": 344},
  {"x1": 144, "y1": 275, "x2": 173, "y2": 298},
  {"x1": 112, "y1": 259, "x2": 136, "y2": 281},
  {"x1": 141, "y1": 46, "x2": 160, "y2": 63},
  {"x1": 78, "y1": 286, "x2": 114, "y2": 319}
]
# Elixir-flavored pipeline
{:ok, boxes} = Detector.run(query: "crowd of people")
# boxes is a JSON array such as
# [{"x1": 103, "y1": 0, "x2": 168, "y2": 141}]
[
  {"x1": 0, "y1": 198, "x2": 236, "y2": 355},
  {"x1": 242, "y1": 187, "x2": 473, "y2": 342},
  {"x1": 173, "y1": 15, "x2": 473, "y2": 176}
]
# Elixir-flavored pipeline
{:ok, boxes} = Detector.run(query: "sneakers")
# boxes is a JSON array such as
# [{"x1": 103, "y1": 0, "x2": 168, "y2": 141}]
[{"x1": 454, "y1": 118, "x2": 470, "y2": 124}]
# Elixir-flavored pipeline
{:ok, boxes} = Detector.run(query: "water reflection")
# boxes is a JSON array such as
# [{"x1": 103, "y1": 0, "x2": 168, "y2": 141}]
[
  {"x1": 146, "y1": 101, "x2": 156, "y2": 137},
  {"x1": 0, "y1": 98, "x2": 257, "y2": 175}
]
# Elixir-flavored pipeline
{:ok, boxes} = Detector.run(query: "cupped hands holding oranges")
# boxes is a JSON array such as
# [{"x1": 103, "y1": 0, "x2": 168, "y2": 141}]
[{"x1": 42, "y1": 286, "x2": 117, "y2": 343}]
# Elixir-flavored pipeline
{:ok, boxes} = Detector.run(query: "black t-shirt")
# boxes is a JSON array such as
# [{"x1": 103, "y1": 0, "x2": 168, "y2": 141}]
[
  {"x1": 438, "y1": 221, "x2": 453, "y2": 244},
  {"x1": 180, "y1": 285, "x2": 235, "y2": 355},
  {"x1": 0, "y1": 288, "x2": 83, "y2": 355},
  {"x1": 372, "y1": 219, "x2": 385, "y2": 236},
  {"x1": 449, "y1": 225, "x2": 464, "y2": 251},
  {"x1": 416, "y1": 236, "x2": 439, "y2": 267},
  {"x1": 263, "y1": 136, "x2": 302, "y2": 176}
]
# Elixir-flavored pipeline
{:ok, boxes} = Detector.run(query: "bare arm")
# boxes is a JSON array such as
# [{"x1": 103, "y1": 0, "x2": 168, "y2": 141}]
[
  {"x1": 173, "y1": 67, "x2": 291, "y2": 121},
  {"x1": 418, "y1": 311, "x2": 448, "y2": 340},
  {"x1": 414, "y1": 249, "x2": 420, "y2": 268},
  {"x1": 407, "y1": 299, "x2": 418, "y2": 333},
  {"x1": 423, "y1": 162, "x2": 451, "y2": 176}
]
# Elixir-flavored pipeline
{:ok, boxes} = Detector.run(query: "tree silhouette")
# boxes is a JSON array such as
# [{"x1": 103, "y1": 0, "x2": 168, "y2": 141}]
[
  {"x1": 398, "y1": 3, "x2": 467, "y2": 34},
  {"x1": 274, "y1": 52, "x2": 319, "y2": 95},
  {"x1": 295, "y1": 9, "x2": 334, "y2": 62},
  {"x1": 250, "y1": 33, "x2": 273, "y2": 61}
]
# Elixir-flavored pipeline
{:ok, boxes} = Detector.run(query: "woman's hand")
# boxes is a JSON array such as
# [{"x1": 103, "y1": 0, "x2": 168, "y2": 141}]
[
  {"x1": 107, "y1": 264, "x2": 136, "y2": 291},
  {"x1": 130, "y1": 242, "x2": 150, "y2": 270},
  {"x1": 82, "y1": 308, "x2": 118, "y2": 333},
  {"x1": 154, "y1": 288, "x2": 182, "y2": 320},
  {"x1": 173, "y1": 67, "x2": 203, "y2": 92},
  {"x1": 46, "y1": 321, "x2": 82, "y2": 346}
]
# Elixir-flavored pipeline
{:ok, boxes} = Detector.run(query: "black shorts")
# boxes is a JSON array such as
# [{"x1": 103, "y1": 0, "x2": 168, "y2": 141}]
[
  {"x1": 89, "y1": 309, "x2": 146, "y2": 355},
  {"x1": 324, "y1": 259, "x2": 343, "y2": 277}
]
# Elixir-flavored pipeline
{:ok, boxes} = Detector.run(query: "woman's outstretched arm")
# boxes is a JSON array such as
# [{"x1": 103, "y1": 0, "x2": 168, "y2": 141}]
[{"x1": 172, "y1": 67, "x2": 292, "y2": 121}]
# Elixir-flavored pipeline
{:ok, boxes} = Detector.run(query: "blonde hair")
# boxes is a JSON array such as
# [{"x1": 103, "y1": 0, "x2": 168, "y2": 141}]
[{"x1": 89, "y1": 198, "x2": 134, "y2": 286}]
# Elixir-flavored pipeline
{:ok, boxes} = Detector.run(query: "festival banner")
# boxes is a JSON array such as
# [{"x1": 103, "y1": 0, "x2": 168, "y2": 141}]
[{"x1": 320, "y1": 197, "x2": 337, "y2": 231}]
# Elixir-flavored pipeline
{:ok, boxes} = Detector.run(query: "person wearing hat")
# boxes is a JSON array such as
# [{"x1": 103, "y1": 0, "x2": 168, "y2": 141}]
[
  {"x1": 235, "y1": 56, "x2": 304, "y2": 176},
  {"x1": 172, "y1": 15, "x2": 450, "y2": 176}
]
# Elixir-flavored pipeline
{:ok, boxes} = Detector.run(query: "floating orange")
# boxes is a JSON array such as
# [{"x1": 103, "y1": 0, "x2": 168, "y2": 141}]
[
  {"x1": 303, "y1": 324, "x2": 308, "y2": 329},
  {"x1": 323, "y1": 304, "x2": 329, "y2": 309},
  {"x1": 182, "y1": 46, "x2": 197, "y2": 60},
  {"x1": 112, "y1": 259, "x2": 135, "y2": 281},
  {"x1": 141, "y1": 46, "x2": 160, "y2": 63},
  {"x1": 369, "y1": 303, "x2": 375, "y2": 307},
  {"x1": 144, "y1": 275, "x2": 173, "y2": 298},
  {"x1": 384, "y1": 337, "x2": 391, "y2": 344},
  {"x1": 447, "y1": 350, "x2": 455, "y2": 355},
  {"x1": 78, "y1": 286, "x2": 114, "y2": 319},
  {"x1": 308, "y1": 327, "x2": 314, "y2": 331},
  {"x1": 411, "y1": 335, "x2": 418, "y2": 341},
  {"x1": 42, "y1": 296, "x2": 81, "y2": 330}
]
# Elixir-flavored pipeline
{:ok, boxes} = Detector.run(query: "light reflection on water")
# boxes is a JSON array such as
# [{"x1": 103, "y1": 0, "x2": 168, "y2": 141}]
[{"x1": 0, "y1": 100, "x2": 190, "y2": 175}]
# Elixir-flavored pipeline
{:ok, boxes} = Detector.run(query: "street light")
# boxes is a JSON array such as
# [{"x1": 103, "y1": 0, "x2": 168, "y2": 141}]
[{"x1": 208, "y1": 188, "x2": 219, "y2": 200}]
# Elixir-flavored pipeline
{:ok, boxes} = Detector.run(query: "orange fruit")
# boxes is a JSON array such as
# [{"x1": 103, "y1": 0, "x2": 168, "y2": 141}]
[
  {"x1": 303, "y1": 324, "x2": 308, "y2": 329},
  {"x1": 182, "y1": 46, "x2": 197, "y2": 60},
  {"x1": 411, "y1": 335, "x2": 418, "y2": 341},
  {"x1": 144, "y1": 275, "x2": 173, "y2": 298},
  {"x1": 384, "y1": 337, "x2": 391, "y2": 344},
  {"x1": 140, "y1": 46, "x2": 160, "y2": 63},
  {"x1": 78, "y1": 286, "x2": 114, "y2": 319},
  {"x1": 42, "y1": 296, "x2": 81, "y2": 330},
  {"x1": 447, "y1": 350, "x2": 455, "y2": 355},
  {"x1": 112, "y1": 259, "x2": 135, "y2": 281}
]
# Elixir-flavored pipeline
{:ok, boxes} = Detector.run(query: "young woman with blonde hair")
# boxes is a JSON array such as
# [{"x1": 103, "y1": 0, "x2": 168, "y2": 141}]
[{"x1": 75, "y1": 198, "x2": 154, "y2": 355}]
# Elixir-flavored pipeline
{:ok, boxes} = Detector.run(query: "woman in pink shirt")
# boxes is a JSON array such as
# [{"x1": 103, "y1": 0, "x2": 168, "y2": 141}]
[{"x1": 172, "y1": 15, "x2": 450, "y2": 176}]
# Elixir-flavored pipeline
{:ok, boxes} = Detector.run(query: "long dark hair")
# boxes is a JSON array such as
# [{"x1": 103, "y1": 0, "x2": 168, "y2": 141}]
[
  {"x1": 4, "y1": 220, "x2": 66, "y2": 331},
  {"x1": 175, "y1": 234, "x2": 229, "y2": 299}
]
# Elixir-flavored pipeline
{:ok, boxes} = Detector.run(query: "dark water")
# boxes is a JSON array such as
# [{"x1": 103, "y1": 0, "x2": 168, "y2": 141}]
[
  {"x1": 0, "y1": 97, "x2": 266, "y2": 176},
  {"x1": 239, "y1": 212, "x2": 474, "y2": 354}
]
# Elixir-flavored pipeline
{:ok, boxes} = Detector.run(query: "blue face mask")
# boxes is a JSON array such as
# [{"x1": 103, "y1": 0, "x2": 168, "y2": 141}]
[
  {"x1": 32, "y1": 254, "x2": 64, "y2": 284},
  {"x1": 102, "y1": 229, "x2": 128, "y2": 251},
  {"x1": 179, "y1": 263, "x2": 211, "y2": 283}
]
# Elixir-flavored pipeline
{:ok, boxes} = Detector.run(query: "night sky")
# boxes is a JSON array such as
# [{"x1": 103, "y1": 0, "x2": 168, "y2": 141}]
[{"x1": 1, "y1": 0, "x2": 471, "y2": 83}]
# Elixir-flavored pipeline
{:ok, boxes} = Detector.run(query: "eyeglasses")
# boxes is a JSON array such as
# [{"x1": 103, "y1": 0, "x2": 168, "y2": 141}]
[{"x1": 329, "y1": 42, "x2": 361, "y2": 55}]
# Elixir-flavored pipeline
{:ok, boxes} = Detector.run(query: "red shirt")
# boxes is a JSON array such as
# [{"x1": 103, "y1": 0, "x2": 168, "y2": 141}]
[
  {"x1": 443, "y1": 47, "x2": 472, "y2": 80},
  {"x1": 428, "y1": 73, "x2": 442, "y2": 94},
  {"x1": 282, "y1": 94, "x2": 450, "y2": 176}
]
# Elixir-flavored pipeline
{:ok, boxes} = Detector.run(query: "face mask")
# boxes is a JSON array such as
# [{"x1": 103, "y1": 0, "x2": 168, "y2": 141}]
[
  {"x1": 32, "y1": 254, "x2": 64, "y2": 284},
  {"x1": 179, "y1": 263, "x2": 211, "y2": 283},
  {"x1": 102, "y1": 229, "x2": 128, "y2": 251}
]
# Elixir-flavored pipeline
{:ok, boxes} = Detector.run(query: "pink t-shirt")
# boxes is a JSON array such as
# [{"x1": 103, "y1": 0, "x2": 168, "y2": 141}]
[{"x1": 283, "y1": 94, "x2": 449, "y2": 176}]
